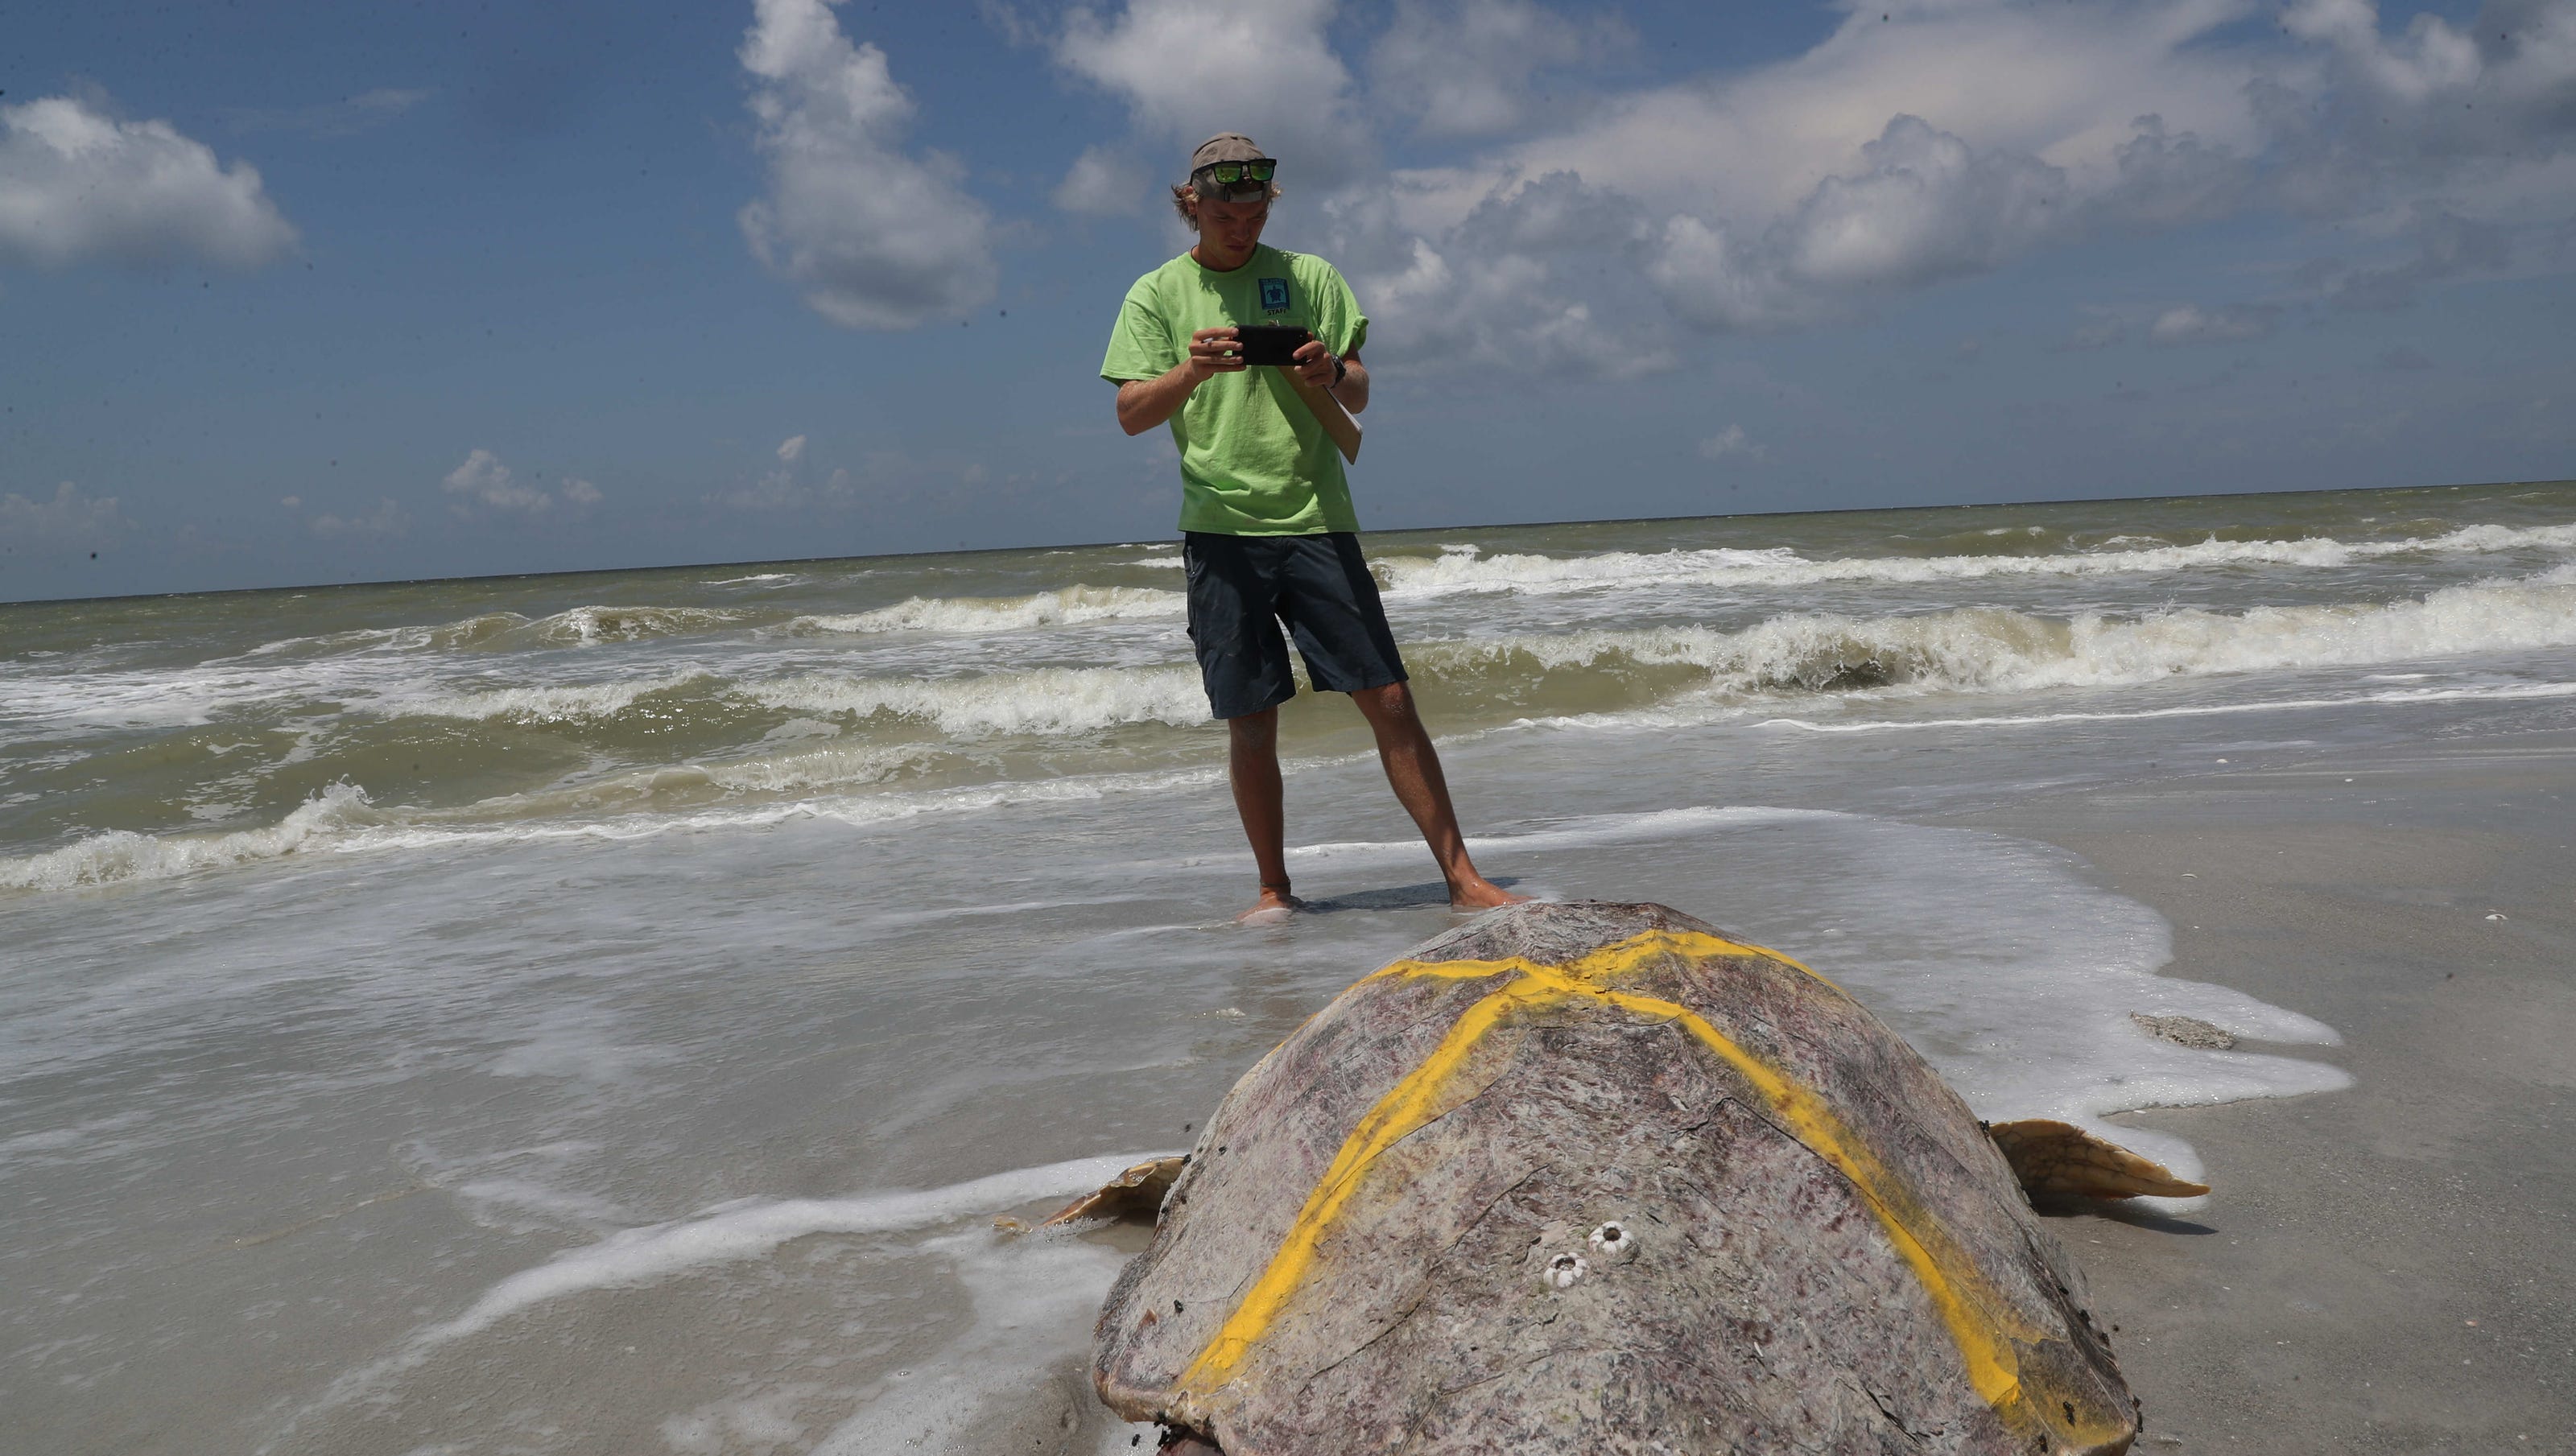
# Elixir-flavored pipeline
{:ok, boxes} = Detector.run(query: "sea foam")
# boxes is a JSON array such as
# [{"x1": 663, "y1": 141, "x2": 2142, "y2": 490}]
[
  {"x1": 15, "y1": 573, "x2": 2574, "y2": 893},
  {"x1": 393, "y1": 671, "x2": 718, "y2": 722},
  {"x1": 1411, "y1": 567, "x2": 2576, "y2": 699},
  {"x1": 1753, "y1": 679, "x2": 2576, "y2": 734},
  {"x1": 1221, "y1": 803, "x2": 2347, "y2": 1193},
  {"x1": 806, "y1": 1228, "x2": 1152, "y2": 1456},
  {"x1": 0, "y1": 782, "x2": 380, "y2": 891},
  {"x1": 0, "y1": 762, "x2": 1235, "y2": 893},
  {"x1": 749, "y1": 664, "x2": 1208, "y2": 736},
  {"x1": 527, "y1": 604, "x2": 743, "y2": 644},
  {"x1": 783, "y1": 584, "x2": 1183, "y2": 635},
  {"x1": 1372, "y1": 520, "x2": 2576, "y2": 598},
  {"x1": 275, "y1": 1154, "x2": 1170, "y2": 1442},
  {"x1": 415, "y1": 1154, "x2": 1164, "y2": 1347}
]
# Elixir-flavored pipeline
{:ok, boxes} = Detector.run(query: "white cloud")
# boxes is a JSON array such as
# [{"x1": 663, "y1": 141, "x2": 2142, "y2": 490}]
[
  {"x1": 776, "y1": 433, "x2": 808, "y2": 463},
  {"x1": 2147, "y1": 302, "x2": 2281, "y2": 344},
  {"x1": 0, "y1": 93, "x2": 297, "y2": 269},
  {"x1": 2261, "y1": 0, "x2": 2576, "y2": 220},
  {"x1": 1296, "y1": 0, "x2": 2576, "y2": 375},
  {"x1": 1350, "y1": 109, "x2": 2098, "y2": 366},
  {"x1": 1647, "y1": 114, "x2": 2081, "y2": 330},
  {"x1": 440, "y1": 449, "x2": 601, "y2": 516},
  {"x1": 1697, "y1": 424, "x2": 1765, "y2": 460},
  {"x1": 1, "y1": 481, "x2": 130, "y2": 545},
  {"x1": 738, "y1": 0, "x2": 997, "y2": 329},
  {"x1": 443, "y1": 449, "x2": 549, "y2": 514},
  {"x1": 2286, "y1": 0, "x2": 2479, "y2": 101},
  {"x1": 1054, "y1": 144, "x2": 1149, "y2": 216},
  {"x1": 1319, "y1": 3, "x2": 2283, "y2": 370},
  {"x1": 1426, "y1": 1, "x2": 2264, "y2": 233},
  {"x1": 1056, "y1": 0, "x2": 1369, "y2": 187},
  {"x1": 1345, "y1": 171, "x2": 1674, "y2": 373},
  {"x1": 1369, "y1": 0, "x2": 1622, "y2": 141},
  {"x1": 310, "y1": 497, "x2": 407, "y2": 540},
  {"x1": 1781, "y1": 118, "x2": 2073, "y2": 291}
]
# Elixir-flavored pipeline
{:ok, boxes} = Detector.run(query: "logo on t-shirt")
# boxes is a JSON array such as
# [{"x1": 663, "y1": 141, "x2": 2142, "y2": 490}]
[{"x1": 1258, "y1": 278, "x2": 1290, "y2": 314}]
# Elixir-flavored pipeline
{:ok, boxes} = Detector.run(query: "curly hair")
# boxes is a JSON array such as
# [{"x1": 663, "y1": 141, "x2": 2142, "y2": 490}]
[{"x1": 1171, "y1": 180, "x2": 1282, "y2": 232}]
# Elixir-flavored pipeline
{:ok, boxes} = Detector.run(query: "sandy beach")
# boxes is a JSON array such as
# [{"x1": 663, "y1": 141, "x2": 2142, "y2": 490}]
[
  {"x1": 14, "y1": 0, "x2": 2576, "y2": 1441},
  {"x1": 1968, "y1": 732, "x2": 2576, "y2": 1453},
  {"x1": 9, "y1": 488, "x2": 2575, "y2": 1454}
]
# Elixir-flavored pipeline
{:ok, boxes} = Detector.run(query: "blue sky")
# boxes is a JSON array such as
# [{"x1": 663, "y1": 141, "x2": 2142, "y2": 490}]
[{"x1": 5, "y1": 0, "x2": 2572, "y2": 600}]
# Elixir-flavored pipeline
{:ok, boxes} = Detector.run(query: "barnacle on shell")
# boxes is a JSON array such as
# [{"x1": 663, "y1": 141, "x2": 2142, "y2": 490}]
[
  {"x1": 1541, "y1": 1252, "x2": 1588, "y2": 1289},
  {"x1": 1588, "y1": 1221, "x2": 1640, "y2": 1263}
]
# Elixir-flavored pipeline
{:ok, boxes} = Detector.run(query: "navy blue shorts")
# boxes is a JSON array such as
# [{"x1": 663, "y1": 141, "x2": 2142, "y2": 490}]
[{"x1": 1183, "y1": 531, "x2": 1409, "y2": 719}]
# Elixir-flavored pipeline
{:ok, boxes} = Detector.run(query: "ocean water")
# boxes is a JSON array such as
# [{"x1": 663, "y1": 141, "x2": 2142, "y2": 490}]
[{"x1": 6, "y1": 481, "x2": 2574, "y2": 1454}]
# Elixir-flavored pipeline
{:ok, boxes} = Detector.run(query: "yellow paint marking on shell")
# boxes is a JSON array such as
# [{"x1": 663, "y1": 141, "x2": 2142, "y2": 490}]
[
  {"x1": 1174, "y1": 927, "x2": 2118, "y2": 1445},
  {"x1": 1586, "y1": 984, "x2": 2029, "y2": 1413},
  {"x1": 1184, "y1": 933, "x2": 1823, "y2": 1393},
  {"x1": 1178, "y1": 978, "x2": 1543, "y2": 1387}
]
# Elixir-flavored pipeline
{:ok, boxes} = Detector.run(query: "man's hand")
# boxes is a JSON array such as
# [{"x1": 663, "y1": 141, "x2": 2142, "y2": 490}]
[
  {"x1": 1187, "y1": 326, "x2": 1248, "y2": 381},
  {"x1": 1294, "y1": 342, "x2": 1366, "y2": 415},
  {"x1": 1290, "y1": 338, "x2": 1337, "y2": 390},
  {"x1": 1117, "y1": 327, "x2": 1248, "y2": 435}
]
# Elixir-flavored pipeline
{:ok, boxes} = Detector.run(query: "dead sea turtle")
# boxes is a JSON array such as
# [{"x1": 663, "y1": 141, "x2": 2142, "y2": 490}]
[{"x1": 1055, "y1": 901, "x2": 2202, "y2": 1454}]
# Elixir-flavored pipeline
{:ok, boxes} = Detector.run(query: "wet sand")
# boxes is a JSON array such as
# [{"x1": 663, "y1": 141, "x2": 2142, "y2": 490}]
[{"x1": 1961, "y1": 732, "x2": 2576, "y2": 1454}]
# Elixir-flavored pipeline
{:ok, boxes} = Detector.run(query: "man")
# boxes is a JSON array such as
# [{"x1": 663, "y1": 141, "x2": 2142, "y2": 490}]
[{"x1": 1100, "y1": 133, "x2": 1525, "y2": 924}]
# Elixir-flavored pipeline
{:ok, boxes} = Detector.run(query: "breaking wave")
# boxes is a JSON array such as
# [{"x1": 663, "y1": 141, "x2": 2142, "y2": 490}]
[
  {"x1": 525, "y1": 605, "x2": 743, "y2": 644},
  {"x1": 394, "y1": 673, "x2": 719, "y2": 723},
  {"x1": 1371, "y1": 520, "x2": 2576, "y2": 598},
  {"x1": 782, "y1": 584, "x2": 1183, "y2": 635},
  {"x1": 14, "y1": 568, "x2": 2572, "y2": 894},
  {"x1": 1410, "y1": 567, "x2": 2576, "y2": 698},
  {"x1": 233, "y1": 607, "x2": 745, "y2": 663},
  {"x1": 0, "y1": 763, "x2": 1234, "y2": 893},
  {"x1": 747, "y1": 665, "x2": 1207, "y2": 736},
  {"x1": 0, "y1": 782, "x2": 382, "y2": 891}
]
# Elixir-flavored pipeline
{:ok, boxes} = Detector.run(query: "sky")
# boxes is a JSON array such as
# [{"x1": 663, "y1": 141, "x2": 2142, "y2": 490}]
[{"x1": 4, "y1": 0, "x2": 2573, "y2": 601}]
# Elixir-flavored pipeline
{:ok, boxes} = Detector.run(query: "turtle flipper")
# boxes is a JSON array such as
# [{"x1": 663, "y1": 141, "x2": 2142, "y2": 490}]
[
  {"x1": 995, "y1": 1156, "x2": 1191, "y2": 1233},
  {"x1": 1988, "y1": 1119, "x2": 2211, "y2": 1200}
]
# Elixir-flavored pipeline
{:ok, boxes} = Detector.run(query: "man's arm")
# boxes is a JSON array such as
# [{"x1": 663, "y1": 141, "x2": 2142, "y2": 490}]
[
  {"x1": 1291, "y1": 342, "x2": 1368, "y2": 415},
  {"x1": 1115, "y1": 327, "x2": 1245, "y2": 435},
  {"x1": 1338, "y1": 352, "x2": 1370, "y2": 415}
]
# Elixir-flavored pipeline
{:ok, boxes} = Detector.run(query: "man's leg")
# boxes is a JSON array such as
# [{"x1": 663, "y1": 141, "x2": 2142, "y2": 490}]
[
  {"x1": 1226, "y1": 706, "x2": 1301, "y2": 922},
  {"x1": 1348, "y1": 682, "x2": 1526, "y2": 910},
  {"x1": 1185, "y1": 533, "x2": 1304, "y2": 922}
]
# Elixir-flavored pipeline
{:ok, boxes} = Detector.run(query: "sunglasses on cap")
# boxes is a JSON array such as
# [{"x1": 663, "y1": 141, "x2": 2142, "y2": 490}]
[{"x1": 1193, "y1": 159, "x2": 1277, "y2": 188}]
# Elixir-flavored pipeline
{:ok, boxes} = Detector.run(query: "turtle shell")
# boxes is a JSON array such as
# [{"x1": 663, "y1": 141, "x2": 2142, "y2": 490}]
[{"x1": 1094, "y1": 901, "x2": 2137, "y2": 1454}]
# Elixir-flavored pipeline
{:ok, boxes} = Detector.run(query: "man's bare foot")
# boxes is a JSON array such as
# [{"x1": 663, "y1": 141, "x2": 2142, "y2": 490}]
[
  {"x1": 1448, "y1": 876, "x2": 1530, "y2": 911},
  {"x1": 1236, "y1": 886, "x2": 1307, "y2": 926}
]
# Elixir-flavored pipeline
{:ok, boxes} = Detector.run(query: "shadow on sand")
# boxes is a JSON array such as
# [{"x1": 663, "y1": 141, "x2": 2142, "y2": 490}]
[{"x1": 2030, "y1": 1192, "x2": 2216, "y2": 1235}]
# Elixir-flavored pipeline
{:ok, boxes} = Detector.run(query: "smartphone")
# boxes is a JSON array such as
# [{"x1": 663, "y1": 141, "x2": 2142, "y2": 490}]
[{"x1": 1232, "y1": 324, "x2": 1313, "y2": 368}]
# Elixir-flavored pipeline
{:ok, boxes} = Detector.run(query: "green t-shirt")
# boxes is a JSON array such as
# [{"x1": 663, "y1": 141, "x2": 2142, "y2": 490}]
[{"x1": 1100, "y1": 244, "x2": 1370, "y2": 536}]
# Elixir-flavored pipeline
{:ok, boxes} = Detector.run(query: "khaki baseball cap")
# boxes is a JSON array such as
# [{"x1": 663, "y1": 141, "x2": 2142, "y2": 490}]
[{"x1": 1190, "y1": 134, "x2": 1266, "y2": 171}]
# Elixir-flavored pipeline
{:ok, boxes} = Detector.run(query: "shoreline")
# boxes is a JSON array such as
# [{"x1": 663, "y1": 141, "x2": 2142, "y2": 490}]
[{"x1": 1956, "y1": 731, "x2": 2576, "y2": 1452}]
